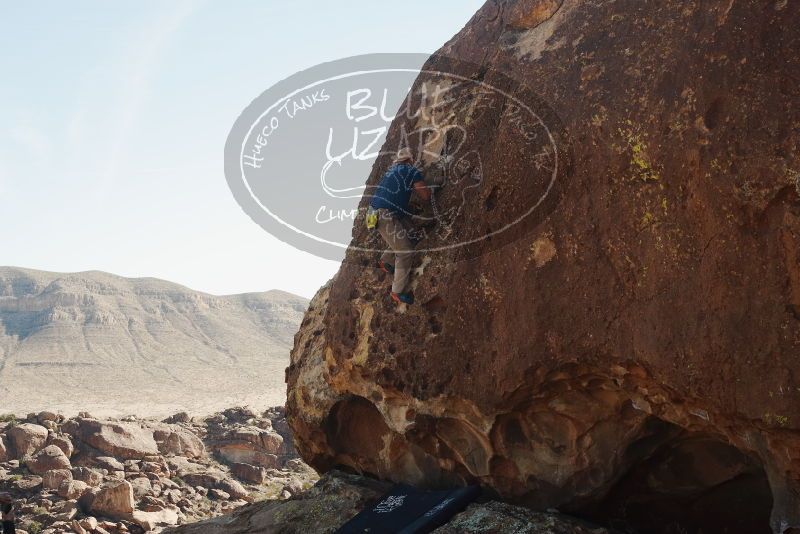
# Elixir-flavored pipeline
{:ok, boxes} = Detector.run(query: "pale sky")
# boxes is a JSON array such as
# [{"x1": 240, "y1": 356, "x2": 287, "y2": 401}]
[{"x1": 0, "y1": 1, "x2": 483, "y2": 298}]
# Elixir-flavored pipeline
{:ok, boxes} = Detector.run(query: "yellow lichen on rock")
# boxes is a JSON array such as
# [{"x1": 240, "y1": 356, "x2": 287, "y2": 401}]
[{"x1": 531, "y1": 236, "x2": 557, "y2": 267}]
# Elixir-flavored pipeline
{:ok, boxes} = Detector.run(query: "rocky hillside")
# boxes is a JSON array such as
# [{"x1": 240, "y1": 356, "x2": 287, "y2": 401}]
[
  {"x1": 286, "y1": 1, "x2": 800, "y2": 534},
  {"x1": 0, "y1": 406, "x2": 318, "y2": 534},
  {"x1": 0, "y1": 267, "x2": 307, "y2": 416}
]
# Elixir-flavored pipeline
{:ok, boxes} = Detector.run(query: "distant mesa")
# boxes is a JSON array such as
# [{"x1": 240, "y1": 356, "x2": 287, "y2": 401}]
[{"x1": 0, "y1": 267, "x2": 308, "y2": 417}]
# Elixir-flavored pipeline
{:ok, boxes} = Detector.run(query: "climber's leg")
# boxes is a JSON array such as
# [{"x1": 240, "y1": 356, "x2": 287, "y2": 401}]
[
  {"x1": 377, "y1": 210, "x2": 415, "y2": 295},
  {"x1": 379, "y1": 249, "x2": 395, "y2": 274}
]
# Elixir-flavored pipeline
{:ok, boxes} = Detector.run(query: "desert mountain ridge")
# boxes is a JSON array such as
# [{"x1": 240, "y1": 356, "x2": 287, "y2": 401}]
[{"x1": 0, "y1": 267, "x2": 309, "y2": 418}]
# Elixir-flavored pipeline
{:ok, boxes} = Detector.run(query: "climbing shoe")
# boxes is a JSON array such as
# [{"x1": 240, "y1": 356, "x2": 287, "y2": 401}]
[
  {"x1": 391, "y1": 292, "x2": 414, "y2": 305},
  {"x1": 378, "y1": 260, "x2": 395, "y2": 274}
]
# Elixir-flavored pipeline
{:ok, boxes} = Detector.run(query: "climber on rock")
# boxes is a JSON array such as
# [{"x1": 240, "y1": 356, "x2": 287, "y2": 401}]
[{"x1": 367, "y1": 147, "x2": 433, "y2": 305}]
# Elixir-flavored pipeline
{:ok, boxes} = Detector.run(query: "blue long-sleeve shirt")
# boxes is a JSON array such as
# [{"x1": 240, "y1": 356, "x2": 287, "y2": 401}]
[{"x1": 369, "y1": 163, "x2": 425, "y2": 215}]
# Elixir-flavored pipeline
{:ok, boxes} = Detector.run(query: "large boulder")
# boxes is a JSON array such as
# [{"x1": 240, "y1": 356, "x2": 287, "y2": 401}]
[
  {"x1": 132, "y1": 505, "x2": 182, "y2": 530},
  {"x1": 47, "y1": 433, "x2": 74, "y2": 458},
  {"x1": 230, "y1": 462, "x2": 268, "y2": 484},
  {"x1": 89, "y1": 480, "x2": 135, "y2": 519},
  {"x1": 225, "y1": 427, "x2": 284, "y2": 454},
  {"x1": 94, "y1": 456, "x2": 125, "y2": 471},
  {"x1": 152, "y1": 425, "x2": 205, "y2": 458},
  {"x1": 26, "y1": 444, "x2": 71, "y2": 475},
  {"x1": 6, "y1": 423, "x2": 48, "y2": 458},
  {"x1": 208, "y1": 425, "x2": 284, "y2": 469},
  {"x1": 67, "y1": 419, "x2": 159, "y2": 459},
  {"x1": 286, "y1": 2, "x2": 800, "y2": 533},
  {"x1": 58, "y1": 479, "x2": 90, "y2": 499}
]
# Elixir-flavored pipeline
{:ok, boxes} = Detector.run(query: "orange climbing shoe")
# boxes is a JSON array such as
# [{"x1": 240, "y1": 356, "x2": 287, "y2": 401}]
[{"x1": 378, "y1": 260, "x2": 395, "y2": 274}]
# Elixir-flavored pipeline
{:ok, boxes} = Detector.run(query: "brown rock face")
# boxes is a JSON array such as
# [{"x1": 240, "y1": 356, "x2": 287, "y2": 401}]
[{"x1": 286, "y1": 1, "x2": 800, "y2": 533}]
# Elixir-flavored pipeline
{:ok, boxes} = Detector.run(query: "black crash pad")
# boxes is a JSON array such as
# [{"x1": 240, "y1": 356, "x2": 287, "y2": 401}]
[{"x1": 336, "y1": 484, "x2": 481, "y2": 534}]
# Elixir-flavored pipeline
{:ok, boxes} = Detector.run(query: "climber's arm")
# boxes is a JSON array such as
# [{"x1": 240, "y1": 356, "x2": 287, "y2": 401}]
[{"x1": 413, "y1": 179, "x2": 432, "y2": 201}]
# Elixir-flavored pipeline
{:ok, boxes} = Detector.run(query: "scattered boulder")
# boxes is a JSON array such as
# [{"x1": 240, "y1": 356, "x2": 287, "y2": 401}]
[
  {"x1": 42, "y1": 468, "x2": 73, "y2": 490},
  {"x1": 153, "y1": 426, "x2": 205, "y2": 459},
  {"x1": 132, "y1": 505, "x2": 182, "y2": 530},
  {"x1": 162, "y1": 412, "x2": 191, "y2": 424},
  {"x1": 7, "y1": 423, "x2": 48, "y2": 458},
  {"x1": 0, "y1": 405, "x2": 318, "y2": 532},
  {"x1": 68, "y1": 419, "x2": 159, "y2": 459},
  {"x1": 13, "y1": 474, "x2": 42, "y2": 491},
  {"x1": 78, "y1": 516, "x2": 98, "y2": 531},
  {"x1": 57, "y1": 479, "x2": 90, "y2": 499},
  {"x1": 72, "y1": 466, "x2": 104, "y2": 486},
  {"x1": 47, "y1": 433, "x2": 74, "y2": 458},
  {"x1": 37, "y1": 411, "x2": 59, "y2": 424},
  {"x1": 208, "y1": 488, "x2": 230, "y2": 500},
  {"x1": 129, "y1": 476, "x2": 152, "y2": 499},
  {"x1": 230, "y1": 462, "x2": 267, "y2": 484},
  {"x1": 26, "y1": 444, "x2": 71, "y2": 475},
  {"x1": 179, "y1": 469, "x2": 248, "y2": 500},
  {"x1": 215, "y1": 443, "x2": 279, "y2": 468},
  {"x1": 94, "y1": 456, "x2": 125, "y2": 472},
  {"x1": 180, "y1": 471, "x2": 225, "y2": 490},
  {"x1": 282, "y1": 478, "x2": 304, "y2": 497},
  {"x1": 50, "y1": 499, "x2": 79, "y2": 521},
  {"x1": 90, "y1": 480, "x2": 135, "y2": 519},
  {"x1": 227, "y1": 427, "x2": 284, "y2": 454},
  {"x1": 216, "y1": 478, "x2": 248, "y2": 500}
]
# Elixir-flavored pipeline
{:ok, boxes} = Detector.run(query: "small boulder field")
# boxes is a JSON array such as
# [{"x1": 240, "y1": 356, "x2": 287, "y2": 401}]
[{"x1": 0, "y1": 406, "x2": 318, "y2": 533}]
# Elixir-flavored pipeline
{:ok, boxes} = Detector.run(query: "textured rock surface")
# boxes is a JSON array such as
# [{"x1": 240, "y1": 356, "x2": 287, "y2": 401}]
[
  {"x1": 436, "y1": 501, "x2": 607, "y2": 534},
  {"x1": 167, "y1": 470, "x2": 605, "y2": 534},
  {"x1": 0, "y1": 267, "x2": 308, "y2": 417},
  {"x1": 287, "y1": 1, "x2": 800, "y2": 533}
]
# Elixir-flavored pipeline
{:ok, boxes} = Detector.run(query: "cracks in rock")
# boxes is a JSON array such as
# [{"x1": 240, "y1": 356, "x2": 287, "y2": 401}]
[{"x1": 699, "y1": 230, "x2": 725, "y2": 265}]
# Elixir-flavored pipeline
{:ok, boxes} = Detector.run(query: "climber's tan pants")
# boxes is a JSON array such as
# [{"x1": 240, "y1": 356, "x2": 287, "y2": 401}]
[{"x1": 377, "y1": 209, "x2": 416, "y2": 294}]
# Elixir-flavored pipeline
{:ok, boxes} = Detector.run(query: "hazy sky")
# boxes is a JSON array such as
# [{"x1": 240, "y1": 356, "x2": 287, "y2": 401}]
[{"x1": 0, "y1": 1, "x2": 483, "y2": 298}]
